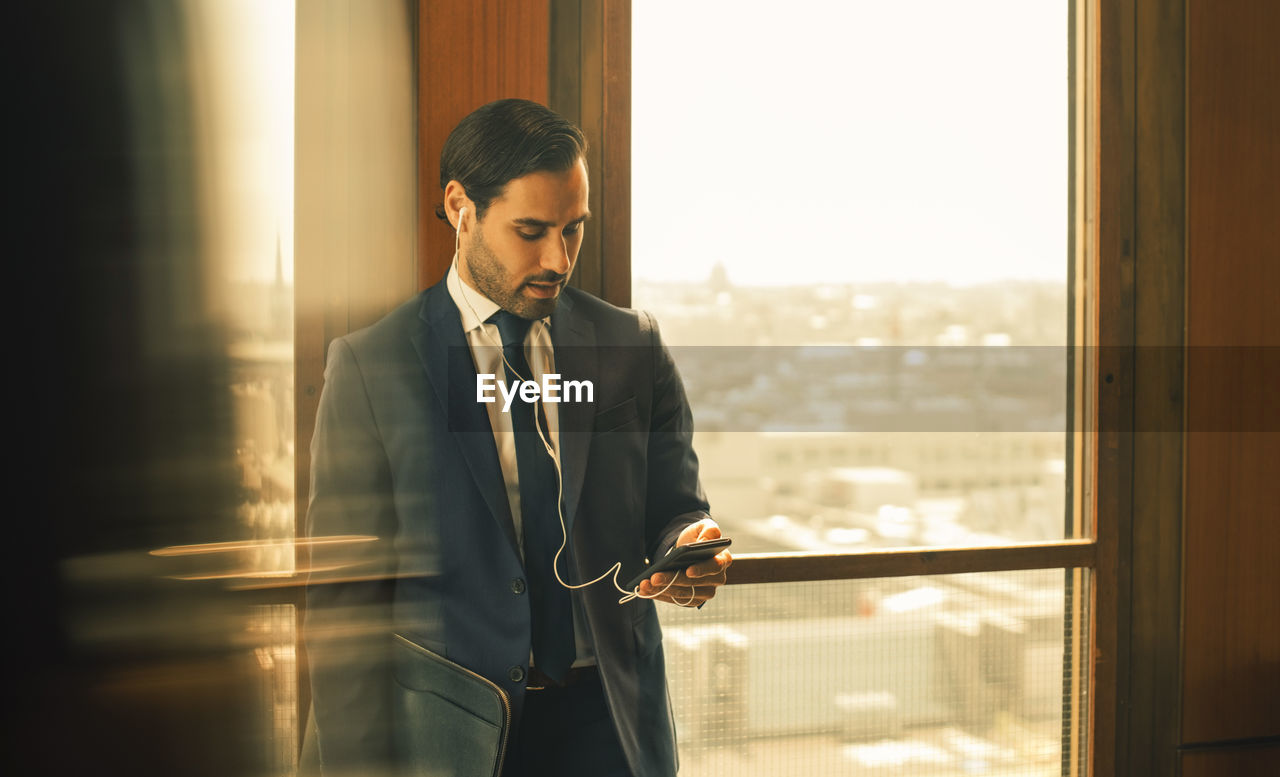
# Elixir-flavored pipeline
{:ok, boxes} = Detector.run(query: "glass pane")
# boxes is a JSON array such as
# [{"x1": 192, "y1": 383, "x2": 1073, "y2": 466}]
[
  {"x1": 251, "y1": 604, "x2": 300, "y2": 774},
  {"x1": 633, "y1": 0, "x2": 1075, "y2": 548},
  {"x1": 188, "y1": 1, "x2": 297, "y2": 773},
  {"x1": 660, "y1": 569, "x2": 1089, "y2": 776},
  {"x1": 200, "y1": 0, "x2": 298, "y2": 551}
]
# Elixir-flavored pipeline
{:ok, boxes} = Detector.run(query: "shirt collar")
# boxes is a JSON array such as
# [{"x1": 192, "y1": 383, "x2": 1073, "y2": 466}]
[{"x1": 446, "y1": 257, "x2": 553, "y2": 334}]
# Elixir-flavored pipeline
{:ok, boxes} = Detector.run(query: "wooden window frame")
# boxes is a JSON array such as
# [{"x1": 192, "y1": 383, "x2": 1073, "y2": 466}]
[{"x1": 579, "y1": 2, "x2": 1185, "y2": 776}]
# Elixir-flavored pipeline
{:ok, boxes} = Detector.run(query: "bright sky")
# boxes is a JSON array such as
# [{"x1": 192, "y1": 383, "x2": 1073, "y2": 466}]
[
  {"x1": 632, "y1": 0, "x2": 1069, "y2": 287},
  {"x1": 193, "y1": 0, "x2": 295, "y2": 284},
  {"x1": 191, "y1": 1, "x2": 1063, "y2": 288}
]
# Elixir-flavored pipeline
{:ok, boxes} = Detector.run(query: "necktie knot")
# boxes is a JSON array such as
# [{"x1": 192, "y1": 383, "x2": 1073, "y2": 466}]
[{"x1": 487, "y1": 310, "x2": 534, "y2": 349}]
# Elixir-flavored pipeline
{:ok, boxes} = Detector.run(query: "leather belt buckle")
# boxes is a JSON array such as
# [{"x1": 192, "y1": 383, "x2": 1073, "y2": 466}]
[
  {"x1": 526, "y1": 665, "x2": 595, "y2": 691},
  {"x1": 525, "y1": 667, "x2": 551, "y2": 691}
]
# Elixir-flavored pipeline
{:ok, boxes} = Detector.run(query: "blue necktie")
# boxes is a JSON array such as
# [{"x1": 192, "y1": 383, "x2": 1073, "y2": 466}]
[{"x1": 488, "y1": 310, "x2": 575, "y2": 682}]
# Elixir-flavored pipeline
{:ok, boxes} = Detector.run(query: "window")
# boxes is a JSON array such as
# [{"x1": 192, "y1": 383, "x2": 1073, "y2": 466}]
[
  {"x1": 185, "y1": 2, "x2": 298, "y2": 772},
  {"x1": 632, "y1": 1, "x2": 1094, "y2": 773}
]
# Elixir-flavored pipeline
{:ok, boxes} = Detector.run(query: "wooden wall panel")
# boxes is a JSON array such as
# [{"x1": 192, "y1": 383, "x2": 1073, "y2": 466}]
[
  {"x1": 550, "y1": 0, "x2": 630, "y2": 306},
  {"x1": 1182, "y1": 744, "x2": 1280, "y2": 777},
  {"x1": 1183, "y1": 0, "x2": 1280, "y2": 747},
  {"x1": 295, "y1": 0, "x2": 419, "y2": 529},
  {"x1": 294, "y1": 0, "x2": 419, "y2": 748},
  {"x1": 598, "y1": 0, "x2": 631, "y2": 307},
  {"x1": 417, "y1": 0, "x2": 550, "y2": 289},
  {"x1": 1127, "y1": 0, "x2": 1187, "y2": 774}
]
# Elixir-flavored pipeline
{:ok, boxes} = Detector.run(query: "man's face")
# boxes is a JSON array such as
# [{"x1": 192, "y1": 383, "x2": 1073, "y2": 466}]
[{"x1": 460, "y1": 158, "x2": 590, "y2": 320}]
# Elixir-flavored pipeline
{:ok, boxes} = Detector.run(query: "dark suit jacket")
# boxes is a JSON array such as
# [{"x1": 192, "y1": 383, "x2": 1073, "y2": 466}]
[{"x1": 303, "y1": 281, "x2": 709, "y2": 777}]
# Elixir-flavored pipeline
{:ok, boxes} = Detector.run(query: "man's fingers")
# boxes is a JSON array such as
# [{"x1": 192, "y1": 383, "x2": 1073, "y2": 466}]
[
  {"x1": 647, "y1": 569, "x2": 725, "y2": 589},
  {"x1": 684, "y1": 551, "x2": 733, "y2": 579},
  {"x1": 655, "y1": 585, "x2": 717, "y2": 607},
  {"x1": 639, "y1": 572, "x2": 726, "y2": 598},
  {"x1": 682, "y1": 568, "x2": 728, "y2": 585},
  {"x1": 677, "y1": 518, "x2": 721, "y2": 547}
]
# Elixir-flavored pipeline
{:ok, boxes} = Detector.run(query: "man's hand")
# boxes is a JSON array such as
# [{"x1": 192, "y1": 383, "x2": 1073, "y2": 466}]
[{"x1": 637, "y1": 518, "x2": 733, "y2": 607}]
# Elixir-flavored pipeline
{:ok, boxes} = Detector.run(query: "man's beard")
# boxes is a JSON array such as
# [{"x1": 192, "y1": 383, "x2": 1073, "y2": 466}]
[{"x1": 465, "y1": 222, "x2": 564, "y2": 320}]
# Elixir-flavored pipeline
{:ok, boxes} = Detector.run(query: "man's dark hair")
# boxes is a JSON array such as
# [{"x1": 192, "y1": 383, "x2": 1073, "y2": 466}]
[{"x1": 435, "y1": 98, "x2": 588, "y2": 222}]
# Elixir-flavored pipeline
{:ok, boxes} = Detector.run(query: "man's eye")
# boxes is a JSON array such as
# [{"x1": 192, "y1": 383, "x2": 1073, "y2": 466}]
[
  {"x1": 563, "y1": 222, "x2": 583, "y2": 236},
  {"x1": 517, "y1": 231, "x2": 544, "y2": 242}
]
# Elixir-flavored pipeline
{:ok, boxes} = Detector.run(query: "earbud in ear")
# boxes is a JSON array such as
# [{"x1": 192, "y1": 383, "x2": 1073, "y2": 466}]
[{"x1": 458, "y1": 206, "x2": 467, "y2": 230}]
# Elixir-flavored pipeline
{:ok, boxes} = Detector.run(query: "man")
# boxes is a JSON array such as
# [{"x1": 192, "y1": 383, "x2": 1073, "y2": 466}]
[{"x1": 303, "y1": 98, "x2": 732, "y2": 777}]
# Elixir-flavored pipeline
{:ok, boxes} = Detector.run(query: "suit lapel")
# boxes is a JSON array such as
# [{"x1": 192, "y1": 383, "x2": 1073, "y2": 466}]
[
  {"x1": 411, "y1": 284, "x2": 519, "y2": 556},
  {"x1": 550, "y1": 292, "x2": 596, "y2": 536}
]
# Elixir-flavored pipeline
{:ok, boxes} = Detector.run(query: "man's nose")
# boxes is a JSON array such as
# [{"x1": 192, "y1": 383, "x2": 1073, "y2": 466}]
[{"x1": 542, "y1": 235, "x2": 572, "y2": 275}]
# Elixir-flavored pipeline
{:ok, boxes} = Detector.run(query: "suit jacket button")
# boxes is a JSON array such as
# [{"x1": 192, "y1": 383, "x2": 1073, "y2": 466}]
[
  {"x1": 510, "y1": 578, "x2": 526, "y2": 594},
  {"x1": 508, "y1": 666, "x2": 525, "y2": 683}
]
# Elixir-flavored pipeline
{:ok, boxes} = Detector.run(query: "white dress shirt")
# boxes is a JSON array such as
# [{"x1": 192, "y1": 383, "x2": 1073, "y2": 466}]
[{"x1": 446, "y1": 260, "x2": 594, "y2": 667}]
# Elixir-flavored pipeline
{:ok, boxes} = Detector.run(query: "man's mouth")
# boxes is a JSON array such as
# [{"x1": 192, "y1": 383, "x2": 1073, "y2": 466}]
[{"x1": 524, "y1": 280, "x2": 563, "y2": 299}]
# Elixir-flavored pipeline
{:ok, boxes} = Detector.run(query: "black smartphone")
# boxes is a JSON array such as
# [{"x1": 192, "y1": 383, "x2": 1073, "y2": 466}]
[{"x1": 624, "y1": 538, "x2": 732, "y2": 591}]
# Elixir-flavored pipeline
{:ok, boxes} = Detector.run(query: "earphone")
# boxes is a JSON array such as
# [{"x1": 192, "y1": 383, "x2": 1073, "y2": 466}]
[{"x1": 451, "y1": 202, "x2": 696, "y2": 606}]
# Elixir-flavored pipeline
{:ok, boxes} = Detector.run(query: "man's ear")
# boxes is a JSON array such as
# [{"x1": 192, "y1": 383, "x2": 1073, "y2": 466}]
[{"x1": 443, "y1": 180, "x2": 471, "y2": 231}]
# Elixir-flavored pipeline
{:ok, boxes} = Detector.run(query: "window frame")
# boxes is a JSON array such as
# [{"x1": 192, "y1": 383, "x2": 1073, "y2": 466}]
[{"x1": 568, "y1": 2, "x2": 1185, "y2": 776}]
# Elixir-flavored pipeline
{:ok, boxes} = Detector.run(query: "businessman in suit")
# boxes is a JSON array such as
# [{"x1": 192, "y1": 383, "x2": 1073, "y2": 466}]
[{"x1": 303, "y1": 98, "x2": 732, "y2": 777}]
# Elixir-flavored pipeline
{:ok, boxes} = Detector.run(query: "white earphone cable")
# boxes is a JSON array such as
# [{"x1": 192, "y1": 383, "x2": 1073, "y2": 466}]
[{"x1": 453, "y1": 207, "x2": 696, "y2": 606}]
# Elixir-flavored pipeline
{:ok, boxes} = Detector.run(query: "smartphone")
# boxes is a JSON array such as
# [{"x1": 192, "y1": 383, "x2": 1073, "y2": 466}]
[{"x1": 624, "y1": 538, "x2": 732, "y2": 591}]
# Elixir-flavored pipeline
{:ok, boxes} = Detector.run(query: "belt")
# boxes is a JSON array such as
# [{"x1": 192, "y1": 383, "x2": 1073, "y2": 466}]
[{"x1": 526, "y1": 664, "x2": 598, "y2": 691}]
